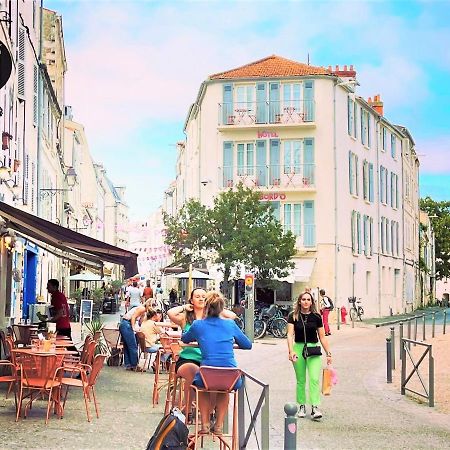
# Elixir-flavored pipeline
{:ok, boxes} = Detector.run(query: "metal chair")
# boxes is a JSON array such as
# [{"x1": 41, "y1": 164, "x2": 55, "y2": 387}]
[{"x1": 102, "y1": 327, "x2": 123, "y2": 366}]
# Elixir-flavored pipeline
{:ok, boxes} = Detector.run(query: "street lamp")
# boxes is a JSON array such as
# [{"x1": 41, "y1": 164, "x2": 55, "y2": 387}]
[{"x1": 39, "y1": 167, "x2": 77, "y2": 198}]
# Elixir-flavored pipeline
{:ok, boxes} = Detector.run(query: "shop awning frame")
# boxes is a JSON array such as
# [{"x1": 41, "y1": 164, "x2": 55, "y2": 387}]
[{"x1": 0, "y1": 201, "x2": 138, "y2": 278}]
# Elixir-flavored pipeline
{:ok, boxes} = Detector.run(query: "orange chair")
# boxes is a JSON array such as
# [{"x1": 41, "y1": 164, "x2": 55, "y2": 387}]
[
  {"x1": 189, "y1": 366, "x2": 242, "y2": 450},
  {"x1": 57, "y1": 354, "x2": 107, "y2": 422},
  {"x1": 152, "y1": 335, "x2": 178, "y2": 406},
  {"x1": 16, "y1": 353, "x2": 64, "y2": 423},
  {"x1": 164, "y1": 341, "x2": 182, "y2": 415},
  {"x1": 0, "y1": 360, "x2": 18, "y2": 409}
]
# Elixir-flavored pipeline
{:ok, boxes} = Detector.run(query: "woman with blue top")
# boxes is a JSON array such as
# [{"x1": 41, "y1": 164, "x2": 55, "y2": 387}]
[
  {"x1": 181, "y1": 291, "x2": 252, "y2": 435},
  {"x1": 168, "y1": 288, "x2": 236, "y2": 420}
]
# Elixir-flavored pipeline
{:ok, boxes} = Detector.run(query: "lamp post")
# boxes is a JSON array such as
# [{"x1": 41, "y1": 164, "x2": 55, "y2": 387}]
[{"x1": 39, "y1": 167, "x2": 77, "y2": 198}]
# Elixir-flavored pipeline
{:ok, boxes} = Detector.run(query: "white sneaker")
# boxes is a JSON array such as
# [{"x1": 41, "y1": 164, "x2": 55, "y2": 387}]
[
  {"x1": 297, "y1": 404, "x2": 306, "y2": 418},
  {"x1": 311, "y1": 406, "x2": 322, "y2": 420}
]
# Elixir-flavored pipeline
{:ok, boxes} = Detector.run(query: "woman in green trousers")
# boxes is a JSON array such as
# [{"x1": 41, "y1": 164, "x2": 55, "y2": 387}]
[{"x1": 287, "y1": 291, "x2": 332, "y2": 419}]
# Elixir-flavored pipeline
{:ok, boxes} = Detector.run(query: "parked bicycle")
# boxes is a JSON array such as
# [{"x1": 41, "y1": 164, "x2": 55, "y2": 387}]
[
  {"x1": 254, "y1": 304, "x2": 288, "y2": 339},
  {"x1": 348, "y1": 297, "x2": 364, "y2": 321}
]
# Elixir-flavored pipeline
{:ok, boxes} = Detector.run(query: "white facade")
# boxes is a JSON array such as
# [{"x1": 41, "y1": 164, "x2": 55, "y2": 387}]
[{"x1": 172, "y1": 56, "x2": 421, "y2": 318}]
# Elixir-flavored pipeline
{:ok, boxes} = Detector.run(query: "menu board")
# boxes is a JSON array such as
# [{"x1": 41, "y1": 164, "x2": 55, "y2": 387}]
[{"x1": 80, "y1": 299, "x2": 93, "y2": 323}]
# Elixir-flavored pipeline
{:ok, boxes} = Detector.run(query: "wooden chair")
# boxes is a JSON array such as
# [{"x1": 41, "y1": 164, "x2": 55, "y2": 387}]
[
  {"x1": 16, "y1": 353, "x2": 64, "y2": 423},
  {"x1": 152, "y1": 335, "x2": 178, "y2": 406},
  {"x1": 189, "y1": 366, "x2": 242, "y2": 450},
  {"x1": 57, "y1": 354, "x2": 107, "y2": 422},
  {"x1": 164, "y1": 341, "x2": 182, "y2": 415}
]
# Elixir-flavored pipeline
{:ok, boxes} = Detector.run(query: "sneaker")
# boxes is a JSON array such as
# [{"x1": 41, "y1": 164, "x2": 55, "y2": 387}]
[
  {"x1": 311, "y1": 406, "x2": 322, "y2": 420},
  {"x1": 297, "y1": 404, "x2": 306, "y2": 418}
]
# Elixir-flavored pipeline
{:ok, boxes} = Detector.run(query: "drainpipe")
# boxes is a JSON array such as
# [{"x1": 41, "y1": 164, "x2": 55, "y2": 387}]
[
  {"x1": 36, "y1": 0, "x2": 44, "y2": 217},
  {"x1": 332, "y1": 82, "x2": 338, "y2": 305}
]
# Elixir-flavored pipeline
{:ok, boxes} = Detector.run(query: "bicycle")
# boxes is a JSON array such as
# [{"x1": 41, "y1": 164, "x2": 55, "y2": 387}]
[
  {"x1": 348, "y1": 297, "x2": 364, "y2": 321},
  {"x1": 255, "y1": 305, "x2": 288, "y2": 339}
]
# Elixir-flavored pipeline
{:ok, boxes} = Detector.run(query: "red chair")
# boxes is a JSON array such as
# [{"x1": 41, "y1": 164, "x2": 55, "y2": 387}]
[
  {"x1": 57, "y1": 353, "x2": 107, "y2": 422},
  {"x1": 0, "y1": 360, "x2": 18, "y2": 409}
]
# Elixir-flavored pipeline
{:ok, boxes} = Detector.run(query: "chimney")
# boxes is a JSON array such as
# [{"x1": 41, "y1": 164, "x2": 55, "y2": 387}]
[
  {"x1": 331, "y1": 64, "x2": 357, "y2": 79},
  {"x1": 368, "y1": 94, "x2": 384, "y2": 116}
]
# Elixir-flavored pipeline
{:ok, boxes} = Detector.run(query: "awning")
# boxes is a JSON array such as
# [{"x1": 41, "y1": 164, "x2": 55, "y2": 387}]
[
  {"x1": 173, "y1": 269, "x2": 212, "y2": 280},
  {"x1": 69, "y1": 271, "x2": 104, "y2": 282},
  {"x1": 0, "y1": 201, "x2": 138, "y2": 278},
  {"x1": 277, "y1": 258, "x2": 316, "y2": 284}
]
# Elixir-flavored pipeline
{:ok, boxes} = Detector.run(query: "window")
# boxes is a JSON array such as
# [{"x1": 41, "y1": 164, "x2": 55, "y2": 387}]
[
  {"x1": 283, "y1": 140, "x2": 301, "y2": 174},
  {"x1": 386, "y1": 218, "x2": 391, "y2": 254},
  {"x1": 349, "y1": 151, "x2": 359, "y2": 196},
  {"x1": 380, "y1": 217, "x2": 385, "y2": 254},
  {"x1": 390, "y1": 172, "x2": 398, "y2": 209},
  {"x1": 282, "y1": 201, "x2": 315, "y2": 246},
  {"x1": 363, "y1": 160, "x2": 369, "y2": 201},
  {"x1": 380, "y1": 166, "x2": 386, "y2": 203},
  {"x1": 369, "y1": 163, "x2": 374, "y2": 202},
  {"x1": 282, "y1": 83, "x2": 301, "y2": 110},
  {"x1": 353, "y1": 102, "x2": 358, "y2": 139},
  {"x1": 223, "y1": 142, "x2": 233, "y2": 187},
  {"x1": 235, "y1": 84, "x2": 254, "y2": 114},
  {"x1": 237, "y1": 143, "x2": 254, "y2": 176},
  {"x1": 351, "y1": 211, "x2": 362, "y2": 254},
  {"x1": 382, "y1": 127, "x2": 387, "y2": 151},
  {"x1": 361, "y1": 109, "x2": 369, "y2": 146},
  {"x1": 283, "y1": 203, "x2": 301, "y2": 236},
  {"x1": 391, "y1": 134, "x2": 396, "y2": 158},
  {"x1": 369, "y1": 217, "x2": 374, "y2": 256},
  {"x1": 347, "y1": 97, "x2": 354, "y2": 136}
]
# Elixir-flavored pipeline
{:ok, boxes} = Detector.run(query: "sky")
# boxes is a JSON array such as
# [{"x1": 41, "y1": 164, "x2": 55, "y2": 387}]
[{"x1": 46, "y1": 0, "x2": 450, "y2": 220}]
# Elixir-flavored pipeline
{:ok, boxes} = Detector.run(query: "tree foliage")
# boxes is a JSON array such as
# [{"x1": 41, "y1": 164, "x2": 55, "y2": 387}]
[
  {"x1": 420, "y1": 197, "x2": 450, "y2": 280},
  {"x1": 163, "y1": 184, "x2": 296, "y2": 295}
]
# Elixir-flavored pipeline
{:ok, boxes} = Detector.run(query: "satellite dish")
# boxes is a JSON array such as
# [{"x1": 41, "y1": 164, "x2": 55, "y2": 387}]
[{"x1": 0, "y1": 41, "x2": 13, "y2": 90}]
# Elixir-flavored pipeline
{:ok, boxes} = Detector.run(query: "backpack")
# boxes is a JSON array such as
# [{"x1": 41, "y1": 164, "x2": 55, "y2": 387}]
[
  {"x1": 146, "y1": 411, "x2": 189, "y2": 450},
  {"x1": 326, "y1": 296, "x2": 334, "y2": 311}
]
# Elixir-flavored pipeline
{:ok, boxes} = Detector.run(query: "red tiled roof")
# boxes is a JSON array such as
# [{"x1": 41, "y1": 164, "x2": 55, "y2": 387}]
[{"x1": 209, "y1": 55, "x2": 331, "y2": 80}]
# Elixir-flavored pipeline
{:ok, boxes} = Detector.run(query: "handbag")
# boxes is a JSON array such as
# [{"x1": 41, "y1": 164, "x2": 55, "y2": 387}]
[{"x1": 300, "y1": 313, "x2": 322, "y2": 359}]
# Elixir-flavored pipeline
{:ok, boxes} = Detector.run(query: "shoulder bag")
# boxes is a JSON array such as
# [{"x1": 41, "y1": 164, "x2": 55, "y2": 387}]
[{"x1": 300, "y1": 314, "x2": 322, "y2": 359}]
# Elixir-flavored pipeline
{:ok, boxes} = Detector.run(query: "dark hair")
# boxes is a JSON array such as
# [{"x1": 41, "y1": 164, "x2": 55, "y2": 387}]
[
  {"x1": 293, "y1": 291, "x2": 318, "y2": 321},
  {"x1": 185, "y1": 288, "x2": 205, "y2": 324},
  {"x1": 146, "y1": 280, "x2": 151, "y2": 287},
  {"x1": 205, "y1": 292, "x2": 224, "y2": 318},
  {"x1": 48, "y1": 279, "x2": 59, "y2": 289},
  {"x1": 319, "y1": 289, "x2": 325, "y2": 296},
  {"x1": 133, "y1": 281, "x2": 138, "y2": 287},
  {"x1": 146, "y1": 308, "x2": 158, "y2": 320}
]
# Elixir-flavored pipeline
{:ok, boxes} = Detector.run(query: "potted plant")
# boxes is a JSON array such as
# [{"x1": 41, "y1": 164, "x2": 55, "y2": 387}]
[
  {"x1": 83, "y1": 318, "x2": 109, "y2": 355},
  {"x1": 92, "y1": 287, "x2": 105, "y2": 314}
]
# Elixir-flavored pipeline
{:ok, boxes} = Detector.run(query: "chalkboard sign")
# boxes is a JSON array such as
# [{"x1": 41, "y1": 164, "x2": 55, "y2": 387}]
[{"x1": 80, "y1": 299, "x2": 93, "y2": 323}]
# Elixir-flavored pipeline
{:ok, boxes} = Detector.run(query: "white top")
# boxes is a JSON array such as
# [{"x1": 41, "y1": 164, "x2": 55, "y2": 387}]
[{"x1": 127, "y1": 286, "x2": 142, "y2": 307}]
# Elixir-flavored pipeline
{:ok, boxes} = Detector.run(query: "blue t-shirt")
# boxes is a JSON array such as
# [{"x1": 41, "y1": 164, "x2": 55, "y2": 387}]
[{"x1": 181, "y1": 316, "x2": 252, "y2": 368}]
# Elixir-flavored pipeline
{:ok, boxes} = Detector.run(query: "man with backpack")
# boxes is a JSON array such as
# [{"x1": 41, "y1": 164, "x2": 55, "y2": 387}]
[{"x1": 319, "y1": 289, "x2": 334, "y2": 336}]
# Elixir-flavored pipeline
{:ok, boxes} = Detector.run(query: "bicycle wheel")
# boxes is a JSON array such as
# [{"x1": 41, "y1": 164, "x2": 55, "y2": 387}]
[
  {"x1": 272, "y1": 318, "x2": 288, "y2": 338},
  {"x1": 234, "y1": 316, "x2": 244, "y2": 331},
  {"x1": 254, "y1": 319, "x2": 267, "y2": 339},
  {"x1": 357, "y1": 307, "x2": 364, "y2": 321},
  {"x1": 349, "y1": 307, "x2": 358, "y2": 321}
]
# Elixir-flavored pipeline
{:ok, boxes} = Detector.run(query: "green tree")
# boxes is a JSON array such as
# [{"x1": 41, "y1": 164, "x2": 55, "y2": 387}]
[
  {"x1": 420, "y1": 197, "x2": 450, "y2": 280},
  {"x1": 163, "y1": 183, "x2": 296, "y2": 299}
]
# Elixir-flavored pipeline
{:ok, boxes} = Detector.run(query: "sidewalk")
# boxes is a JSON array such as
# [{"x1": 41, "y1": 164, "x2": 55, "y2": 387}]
[{"x1": 1, "y1": 321, "x2": 449, "y2": 449}]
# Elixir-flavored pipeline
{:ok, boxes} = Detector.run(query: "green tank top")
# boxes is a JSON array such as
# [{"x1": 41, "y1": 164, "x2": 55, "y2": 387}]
[{"x1": 179, "y1": 322, "x2": 202, "y2": 362}]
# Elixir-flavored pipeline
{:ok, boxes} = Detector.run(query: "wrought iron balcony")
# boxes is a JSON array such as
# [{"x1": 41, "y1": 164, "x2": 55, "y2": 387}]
[
  {"x1": 218, "y1": 100, "x2": 315, "y2": 127},
  {"x1": 220, "y1": 164, "x2": 315, "y2": 190},
  {"x1": 284, "y1": 224, "x2": 316, "y2": 248}
]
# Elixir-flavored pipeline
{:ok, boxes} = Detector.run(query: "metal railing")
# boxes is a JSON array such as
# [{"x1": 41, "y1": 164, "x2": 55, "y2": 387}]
[
  {"x1": 237, "y1": 370, "x2": 269, "y2": 450},
  {"x1": 220, "y1": 164, "x2": 315, "y2": 190},
  {"x1": 218, "y1": 100, "x2": 315, "y2": 126},
  {"x1": 400, "y1": 338, "x2": 434, "y2": 407}
]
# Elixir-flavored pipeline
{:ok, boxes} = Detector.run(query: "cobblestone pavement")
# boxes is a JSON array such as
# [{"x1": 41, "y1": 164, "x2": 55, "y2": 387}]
[{"x1": 1, "y1": 317, "x2": 449, "y2": 449}]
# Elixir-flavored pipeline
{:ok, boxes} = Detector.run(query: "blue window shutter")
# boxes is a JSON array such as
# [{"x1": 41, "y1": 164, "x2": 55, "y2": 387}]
[
  {"x1": 355, "y1": 155, "x2": 359, "y2": 196},
  {"x1": 269, "y1": 139, "x2": 280, "y2": 185},
  {"x1": 303, "y1": 201, "x2": 315, "y2": 247},
  {"x1": 367, "y1": 114, "x2": 371, "y2": 148},
  {"x1": 256, "y1": 140, "x2": 267, "y2": 186},
  {"x1": 349, "y1": 151, "x2": 353, "y2": 195},
  {"x1": 271, "y1": 201, "x2": 280, "y2": 221},
  {"x1": 303, "y1": 80, "x2": 314, "y2": 121},
  {"x1": 223, "y1": 141, "x2": 233, "y2": 187},
  {"x1": 256, "y1": 83, "x2": 267, "y2": 123},
  {"x1": 347, "y1": 97, "x2": 352, "y2": 135},
  {"x1": 223, "y1": 84, "x2": 233, "y2": 124},
  {"x1": 351, "y1": 211, "x2": 355, "y2": 252},
  {"x1": 369, "y1": 163, "x2": 374, "y2": 202},
  {"x1": 360, "y1": 108, "x2": 364, "y2": 145},
  {"x1": 269, "y1": 83, "x2": 280, "y2": 123},
  {"x1": 303, "y1": 138, "x2": 314, "y2": 185}
]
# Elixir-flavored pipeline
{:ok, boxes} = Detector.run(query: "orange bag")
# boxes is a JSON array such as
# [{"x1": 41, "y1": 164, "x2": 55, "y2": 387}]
[{"x1": 322, "y1": 367, "x2": 332, "y2": 395}]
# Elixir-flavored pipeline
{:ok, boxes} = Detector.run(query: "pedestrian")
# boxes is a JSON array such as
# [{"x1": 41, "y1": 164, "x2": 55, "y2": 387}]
[
  {"x1": 169, "y1": 288, "x2": 178, "y2": 305},
  {"x1": 167, "y1": 288, "x2": 236, "y2": 420},
  {"x1": 119, "y1": 299, "x2": 152, "y2": 371},
  {"x1": 181, "y1": 291, "x2": 252, "y2": 435},
  {"x1": 287, "y1": 291, "x2": 332, "y2": 420},
  {"x1": 46, "y1": 279, "x2": 72, "y2": 340},
  {"x1": 142, "y1": 280, "x2": 154, "y2": 301},
  {"x1": 126, "y1": 281, "x2": 143, "y2": 308},
  {"x1": 319, "y1": 289, "x2": 333, "y2": 336}
]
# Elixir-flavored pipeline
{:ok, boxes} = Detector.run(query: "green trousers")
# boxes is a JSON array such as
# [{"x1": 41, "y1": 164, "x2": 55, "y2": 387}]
[{"x1": 292, "y1": 342, "x2": 322, "y2": 406}]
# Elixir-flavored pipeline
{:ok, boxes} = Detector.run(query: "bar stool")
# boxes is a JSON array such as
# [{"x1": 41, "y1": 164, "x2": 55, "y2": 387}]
[
  {"x1": 152, "y1": 335, "x2": 179, "y2": 406},
  {"x1": 163, "y1": 341, "x2": 183, "y2": 415},
  {"x1": 189, "y1": 366, "x2": 242, "y2": 450}
]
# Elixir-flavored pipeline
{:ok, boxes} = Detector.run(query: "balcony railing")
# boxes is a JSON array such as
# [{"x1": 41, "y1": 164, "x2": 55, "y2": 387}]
[
  {"x1": 218, "y1": 100, "x2": 315, "y2": 126},
  {"x1": 285, "y1": 224, "x2": 315, "y2": 248},
  {"x1": 220, "y1": 164, "x2": 315, "y2": 190}
]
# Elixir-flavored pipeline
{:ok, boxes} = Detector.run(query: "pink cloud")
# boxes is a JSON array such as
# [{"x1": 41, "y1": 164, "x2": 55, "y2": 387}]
[{"x1": 415, "y1": 135, "x2": 450, "y2": 174}]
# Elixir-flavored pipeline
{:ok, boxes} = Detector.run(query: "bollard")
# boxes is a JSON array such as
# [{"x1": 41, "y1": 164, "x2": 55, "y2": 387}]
[
  {"x1": 399, "y1": 322, "x2": 403, "y2": 359},
  {"x1": 432, "y1": 312, "x2": 436, "y2": 338},
  {"x1": 337, "y1": 307, "x2": 340, "y2": 331},
  {"x1": 386, "y1": 337, "x2": 392, "y2": 383},
  {"x1": 429, "y1": 349, "x2": 435, "y2": 407},
  {"x1": 422, "y1": 313, "x2": 426, "y2": 341},
  {"x1": 444, "y1": 310, "x2": 447, "y2": 335},
  {"x1": 414, "y1": 316, "x2": 418, "y2": 345},
  {"x1": 284, "y1": 403, "x2": 298, "y2": 450},
  {"x1": 390, "y1": 327, "x2": 395, "y2": 370},
  {"x1": 407, "y1": 319, "x2": 411, "y2": 349}
]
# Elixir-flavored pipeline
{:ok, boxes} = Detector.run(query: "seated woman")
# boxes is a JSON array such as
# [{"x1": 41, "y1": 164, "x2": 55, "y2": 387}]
[
  {"x1": 181, "y1": 291, "x2": 252, "y2": 435},
  {"x1": 140, "y1": 308, "x2": 163, "y2": 353}
]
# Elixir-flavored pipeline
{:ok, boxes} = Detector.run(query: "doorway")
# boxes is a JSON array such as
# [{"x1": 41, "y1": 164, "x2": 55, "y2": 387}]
[{"x1": 23, "y1": 247, "x2": 38, "y2": 320}]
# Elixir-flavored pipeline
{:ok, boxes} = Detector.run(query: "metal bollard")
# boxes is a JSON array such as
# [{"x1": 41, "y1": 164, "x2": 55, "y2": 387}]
[
  {"x1": 429, "y1": 350, "x2": 435, "y2": 407},
  {"x1": 422, "y1": 313, "x2": 426, "y2": 341},
  {"x1": 444, "y1": 310, "x2": 447, "y2": 335},
  {"x1": 386, "y1": 337, "x2": 392, "y2": 383},
  {"x1": 284, "y1": 403, "x2": 298, "y2": 450},
  {"x1": 399, "y1": 322, "x2": 403, "y2": 359},
  {"x1": 414, "y1": 316, "x2": 418, "y2": 345},
  {"x1": 390, "y1": 327, "x2": 395, "y2": 370},
  {"x1": 432, "y1": 312, "x2": 436, "y2": 338},
  {"x1": 337, "y1": 307, "x2": 340, "y2": 331},
  {"x1": 407, "y1": 319, "x2": 411, "y2": 349}
]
